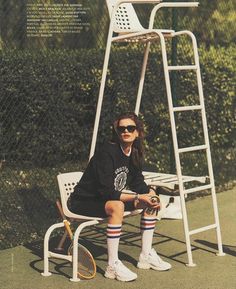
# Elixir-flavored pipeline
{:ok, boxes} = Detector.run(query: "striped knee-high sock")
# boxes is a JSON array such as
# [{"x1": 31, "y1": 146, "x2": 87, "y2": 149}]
[
  {"x1": 140, "y1": 216, "x2": 156, "y2": 257},
  {"x1": 107, "y1": 224, "x2": 122, "y2": 266}
]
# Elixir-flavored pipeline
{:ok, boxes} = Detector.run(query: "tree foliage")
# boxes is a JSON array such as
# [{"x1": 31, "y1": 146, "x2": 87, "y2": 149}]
[{"x1": 0, "y1": 45, "x2": 235, "y2": 185}]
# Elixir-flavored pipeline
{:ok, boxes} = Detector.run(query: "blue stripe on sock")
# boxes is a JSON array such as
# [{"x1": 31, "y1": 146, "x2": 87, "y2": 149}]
[
  {"x1": 107, "y1": 235, "x2": 120, "y2": 239},
  {"x1": 140, "y1": 227, "x2": 155, "y2": 230},
  {"x1": 141, "y1": 218, "x2": 156, "y2": 222}
]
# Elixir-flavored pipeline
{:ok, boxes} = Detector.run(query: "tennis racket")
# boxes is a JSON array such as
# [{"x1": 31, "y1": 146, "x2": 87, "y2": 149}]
[{"x1": 56, "y1": 199, "x2": 96, "y2": 280}]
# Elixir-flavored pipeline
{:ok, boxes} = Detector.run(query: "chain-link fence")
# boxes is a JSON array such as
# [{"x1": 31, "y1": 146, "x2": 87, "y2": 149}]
[{"x1": 0, "y1": 0, "x2": 235, "y2": 249}]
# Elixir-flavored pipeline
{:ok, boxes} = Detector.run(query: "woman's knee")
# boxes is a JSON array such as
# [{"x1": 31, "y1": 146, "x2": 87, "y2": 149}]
[{"x1": 105, "y1": 200, "x2": 125, "y2": 218}]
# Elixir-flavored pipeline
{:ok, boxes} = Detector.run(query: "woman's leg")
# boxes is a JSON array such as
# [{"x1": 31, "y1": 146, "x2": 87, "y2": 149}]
[
  {"x1": 105, "y1": 200, "x2": 124, "y2": 224},
  {"x1": 105, "y1": 200, "x2": 124, "y2": 266},
  {"x1": 138, "y1": 208, "x2": 172, "y2": 271},
  {"x1": 104, "y1": 200, "x2": 138, "y2": 281},
  {"x1": 140, "y1": 209, "x2": 157, "y2": 257}
]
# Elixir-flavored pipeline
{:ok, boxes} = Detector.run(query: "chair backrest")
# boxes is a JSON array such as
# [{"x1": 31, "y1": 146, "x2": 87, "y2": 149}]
[
  {"x1": 106, "y1": 0, "x2": 143, "y2": 33},
  {"x1": 57, "y1": 171, "x2": 83, "y2": 218}
]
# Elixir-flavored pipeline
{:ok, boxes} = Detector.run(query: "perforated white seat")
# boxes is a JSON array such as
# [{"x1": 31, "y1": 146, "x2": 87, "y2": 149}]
[{"x1": 57, "y1": 171, "x2": 103, "y2": 220}]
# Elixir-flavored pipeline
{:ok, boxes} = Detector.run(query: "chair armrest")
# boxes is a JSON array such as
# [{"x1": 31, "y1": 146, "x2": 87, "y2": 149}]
[{"x1": 149, "y1": 2, "x2": 199, "y2": 29}]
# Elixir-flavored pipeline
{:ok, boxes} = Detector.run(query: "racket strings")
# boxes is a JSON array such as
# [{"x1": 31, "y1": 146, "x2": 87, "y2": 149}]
[
  {"x1": 78, "y1": 247, "x2": 95, "y2": 277},
  {"x1": 68, "y1": 244, "x2": 96, "y2": 279}
]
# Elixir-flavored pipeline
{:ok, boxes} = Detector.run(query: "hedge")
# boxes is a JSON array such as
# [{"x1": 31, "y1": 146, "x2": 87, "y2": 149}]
[{"x1": 0, "y1": 45, "x2": 235, "y2": 182}]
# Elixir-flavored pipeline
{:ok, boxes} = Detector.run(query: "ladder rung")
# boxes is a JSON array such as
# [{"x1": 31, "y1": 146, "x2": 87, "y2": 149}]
[
  {"x1": 173, "y1": 105, "x2": 202, "y2": 112},
  {"x1": 178, "y1": 145, "x2": 207, "y2": 153},
  {"x1": 168, "y1": 65, "x2": 197, "y2": 71},
  {"x1": 189, "y1": 224, "x2": 217, "y2": 236},
  {"x1": 182, "y1": 175, "x2": 207, "y2": 184},
  {"x1": 183, "y1": 184, "x2": 213, "y2": 195}
]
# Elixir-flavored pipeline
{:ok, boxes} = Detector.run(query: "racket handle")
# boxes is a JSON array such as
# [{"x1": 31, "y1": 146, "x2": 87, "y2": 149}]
[
  {"x1": 56, "y1": 199, "x2": 73, "y2": 241},
  {"x1": 56, "y1": 199, "x2": 66, "y2": 220},
  {"x1": 64, "y1": 220, "x2": 73, "y2": 240}
]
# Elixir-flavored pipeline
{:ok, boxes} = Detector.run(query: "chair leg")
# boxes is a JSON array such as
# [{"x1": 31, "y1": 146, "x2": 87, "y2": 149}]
[
  {"x1": 70, "y1": 220, "x2": 99, "y2": 282},
  {"x1": 89, "y1": 25, "x2": 113, "y2": 159},
  {"x1": 41, "y1": 222, "x2": 64, "y2": 277},
  {"x1": 55, "y1": 230, "x2": 68, "y2": 251},
  {"x1": 135, "y1": 41, "x2": 151, "y2": 115}
]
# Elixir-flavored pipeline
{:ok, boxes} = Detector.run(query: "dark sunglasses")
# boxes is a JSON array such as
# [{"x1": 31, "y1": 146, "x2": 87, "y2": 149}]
[{"x1": 117, "y1": 125, "x2": 137, "y2": 133}]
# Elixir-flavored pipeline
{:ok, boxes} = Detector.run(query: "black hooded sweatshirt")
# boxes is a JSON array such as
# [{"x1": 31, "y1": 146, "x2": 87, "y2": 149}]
[{"x1": 70, "y1": 141, "x2": 149, "y2": 203}]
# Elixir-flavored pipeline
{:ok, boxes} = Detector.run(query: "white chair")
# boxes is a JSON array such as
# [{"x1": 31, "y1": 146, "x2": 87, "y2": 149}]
[
  {"x1": 90, "y1": 0, "x2": 199, "y2": 157},
  {"x1": 41, "y1": 171, "x2": 142, "y2": 282}
]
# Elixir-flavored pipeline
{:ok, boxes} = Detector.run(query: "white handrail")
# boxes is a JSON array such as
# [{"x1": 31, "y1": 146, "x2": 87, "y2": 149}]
[{"x1": 149, "y1": 2, "x2": 199, "y2": 29}]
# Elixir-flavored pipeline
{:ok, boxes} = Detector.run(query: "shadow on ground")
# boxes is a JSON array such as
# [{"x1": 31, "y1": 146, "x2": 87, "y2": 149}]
[{"x1": 195, "y1": 239, "x2": 236, "y2": 257}]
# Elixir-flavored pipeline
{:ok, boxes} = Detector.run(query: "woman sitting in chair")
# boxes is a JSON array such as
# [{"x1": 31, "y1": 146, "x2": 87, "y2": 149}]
[{"x1": 69, "y1": 112, "x2": 171, "y2": 282}]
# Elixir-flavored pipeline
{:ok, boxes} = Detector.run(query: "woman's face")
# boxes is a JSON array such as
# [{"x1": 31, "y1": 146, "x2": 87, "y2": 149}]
[{"x1": 117, "y1": 118, "x2": 139, "y2": 145}]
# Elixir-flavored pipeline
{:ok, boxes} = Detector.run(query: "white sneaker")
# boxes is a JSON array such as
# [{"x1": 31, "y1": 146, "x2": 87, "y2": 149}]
[
  {"x1": 137, "y1": 248, "x2": 172, "y2": 271},
  {"x1": 104, "y1": 260, "x2": 138, "y2": 282}
]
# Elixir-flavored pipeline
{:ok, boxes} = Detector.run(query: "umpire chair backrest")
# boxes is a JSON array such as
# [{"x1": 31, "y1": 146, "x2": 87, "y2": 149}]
[
  {"x1": 57, "y1": 171, "x2": 83, "y2": 218},
  {"x1": 106, "y1": 0, "x2": 144, "y2": 33}
]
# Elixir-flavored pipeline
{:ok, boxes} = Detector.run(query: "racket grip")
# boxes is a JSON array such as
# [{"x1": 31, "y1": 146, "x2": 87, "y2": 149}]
[
  {"x1": 64, "y1": 220, "x2": 73, "y2": 240},
  {"x1": 56, "y1": 199, "x2": 73, "y2": 240},
  {"x1": 56, "y1": 199, "x2": 66, "y2": 220}
]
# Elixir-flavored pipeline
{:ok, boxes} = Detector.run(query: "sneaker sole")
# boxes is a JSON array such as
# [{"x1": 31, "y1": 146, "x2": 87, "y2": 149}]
[
  {"x1": 104, "y1": 272, "x2": 137, "y2": 282},
  {"x1": 137, "y1": 262, "x2": 171, "y2": 271},
  {"x1": 104, "y1": 272, "x2": 116, "y2": 280}
]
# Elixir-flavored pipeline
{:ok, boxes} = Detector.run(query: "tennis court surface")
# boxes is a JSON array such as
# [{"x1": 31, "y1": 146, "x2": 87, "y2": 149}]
[{"x1": 1, "y1": 187, "x2": 235, "y2": 289}]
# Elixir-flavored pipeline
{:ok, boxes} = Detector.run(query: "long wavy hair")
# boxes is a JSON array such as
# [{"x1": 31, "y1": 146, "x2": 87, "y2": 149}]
[{"x1": 111, "y1": 112, "x2": 145, "y2": 169}]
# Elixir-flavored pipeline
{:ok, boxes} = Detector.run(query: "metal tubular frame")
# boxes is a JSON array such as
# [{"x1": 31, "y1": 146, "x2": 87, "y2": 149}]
[
  {"x1": 88, "y1": 0, "x2": 225, "y2": 266},
  {"x1": 41, "y1": 3, "x2": 225, "y2": 280},
  {"x1": 41, "y1": 219, "x2": 99, "y2": 282}
]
